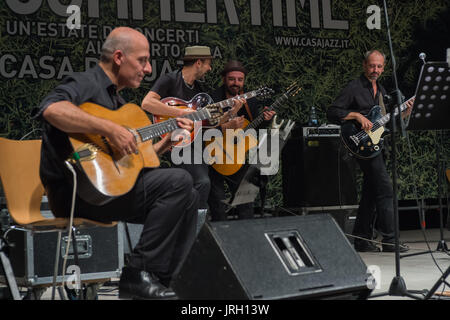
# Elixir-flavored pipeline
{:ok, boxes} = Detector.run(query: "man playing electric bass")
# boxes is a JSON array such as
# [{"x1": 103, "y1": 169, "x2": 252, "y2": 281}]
[
  {"x1": 327, "y1": 50, "x2": 414, "y2": 253},
  {"x1": 208, "y1": 60, "x2": 276, "y2": 221}
]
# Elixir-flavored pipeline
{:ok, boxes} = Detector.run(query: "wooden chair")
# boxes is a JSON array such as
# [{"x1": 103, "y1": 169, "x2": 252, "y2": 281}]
[{"x1": 0, "y1": 137, "x2": 116, "y2": 299}]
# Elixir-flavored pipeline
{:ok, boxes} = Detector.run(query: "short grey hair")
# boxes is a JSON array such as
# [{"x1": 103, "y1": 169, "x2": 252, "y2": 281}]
[
  {"x1": 100, "y1": 33, "x2": 132, "y2": 63},
  {"x1": 364, "y1": 50, "x2": 386, "y2": 63}
]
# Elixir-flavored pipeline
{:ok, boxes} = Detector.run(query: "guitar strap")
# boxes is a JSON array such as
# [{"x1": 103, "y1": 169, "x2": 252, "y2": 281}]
[
  {"x1": 244, "y1": 101, "x2": 254, "y2": 121},
  {"x1": 378, "y1": 91, "x2": 387, "y2": 116},
  {"x1": 240, "y1": 89, "x2": 254, "y2": 121}
]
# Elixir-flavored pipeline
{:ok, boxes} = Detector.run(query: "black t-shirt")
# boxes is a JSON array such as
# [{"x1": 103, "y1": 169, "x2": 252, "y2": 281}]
[
  {"x1": 327, "y1": 74, "x2": 387, "y2": 124},
  {"x1": 151, "y1": 69, "x2": 206, "y2": 101},
  {"x1": 32, "y1": 65, "x2": 126, "y2": 188}
]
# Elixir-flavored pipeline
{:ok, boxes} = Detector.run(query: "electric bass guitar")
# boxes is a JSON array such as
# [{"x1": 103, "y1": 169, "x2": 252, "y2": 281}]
[
  {"x1": 210, "y1": 82, "x2": 302, "y2": 176},
  {"x1": 340, "y1": 96, "x2": 415, "y2": 159},
  {"x1": 66, "y1": 102, "x2": 222, "y2": 205},
  {"x1": 153, "y1": 87, "x2": 273, "y2": 147}
]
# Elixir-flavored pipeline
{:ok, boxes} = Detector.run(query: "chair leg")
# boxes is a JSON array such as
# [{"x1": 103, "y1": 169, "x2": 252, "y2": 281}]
[
  {"x1": 51, "y1": 231, "x2": 62, "y2": 300},
  {"x1": 0, "y1": 238, "x2": 21, "y2": 300}
]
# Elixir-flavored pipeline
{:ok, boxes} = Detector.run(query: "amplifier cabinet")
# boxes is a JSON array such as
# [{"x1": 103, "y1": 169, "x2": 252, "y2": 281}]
[{"x1": 282, "y1": 126, "x2": 358, "y2": 207}]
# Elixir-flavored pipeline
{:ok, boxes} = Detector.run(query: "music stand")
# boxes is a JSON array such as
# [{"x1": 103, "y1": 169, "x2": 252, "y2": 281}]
[
  {"x1": 406, "y1": 61, "x2": 450, "y2": 299},
  {"x1": 225, "y1": 130, "x2": 276, "y2": 209},
  {"x1": 226, "y1": 165, "x2": 260, "y2": 208},
  {"x1": 406, "y1": 61, "x2": 450, "y2": 254},
  {"x1": 408, "y1": 62, "x2": 450, "y2": 131},
  {"x1": 226, "y1": 119, "x2": 295, "y2": 213}
]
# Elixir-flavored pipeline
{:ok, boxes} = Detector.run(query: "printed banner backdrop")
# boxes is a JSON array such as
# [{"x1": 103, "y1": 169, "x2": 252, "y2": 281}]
[{"x1": 0, "y1": 0, "x2": 449, "y2": 205}]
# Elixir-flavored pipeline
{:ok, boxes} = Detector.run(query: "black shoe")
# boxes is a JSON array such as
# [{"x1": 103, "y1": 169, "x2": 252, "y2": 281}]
[
  {"x1": 382, "y1": 242, "x2": 409, "y2": 252},
  {"x1": 118, "y1": 266, "x2": 177, "y2": 300},
  {"x1": 354, "y1": 240, "x2": 381, "y2": 252}
]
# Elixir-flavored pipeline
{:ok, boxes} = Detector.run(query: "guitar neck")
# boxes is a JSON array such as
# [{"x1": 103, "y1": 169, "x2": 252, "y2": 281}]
[
  {"x1": 137, "y1": 108, "x2": 210, "y2": 141},
  {"x1": 375, "y1": 95, "x2": 415, "y2": 128},
  {"x1": 244, "y1": 92, "x2": 289, "y2": 131},
  {"x1": 215, "y1": 90, "x2": 261, "y2": 109}
]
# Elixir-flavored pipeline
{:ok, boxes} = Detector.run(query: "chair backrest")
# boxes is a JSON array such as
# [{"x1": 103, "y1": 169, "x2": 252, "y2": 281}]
[{"x1": 0, "y1": 138, "x2": 46, "y2": 225}]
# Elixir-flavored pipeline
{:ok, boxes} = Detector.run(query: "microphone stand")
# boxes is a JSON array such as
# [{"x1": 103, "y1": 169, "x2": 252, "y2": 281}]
[{"x1": 369, "y1": 0, "x2": 424, "y2": 300}]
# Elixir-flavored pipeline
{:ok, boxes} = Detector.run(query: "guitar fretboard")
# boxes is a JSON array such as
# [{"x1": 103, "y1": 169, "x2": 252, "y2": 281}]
[
  {"x1": 244, "y1": 90, "x2": 295, "y2": 131},
  {"x1": 136, "y1": 108, "x2": 210, "y2": 141},
  {"x1": 215, "y1": 90, "x2": 262, "y2": 110},
  {"x1": 370, "y1": 96, "x2": 415, "y2": 133}
]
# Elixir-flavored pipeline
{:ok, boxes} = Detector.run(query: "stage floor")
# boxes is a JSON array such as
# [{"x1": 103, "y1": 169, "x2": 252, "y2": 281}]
[{"x1": 32, "y1": 227, "x2": 450, "y2": 300}]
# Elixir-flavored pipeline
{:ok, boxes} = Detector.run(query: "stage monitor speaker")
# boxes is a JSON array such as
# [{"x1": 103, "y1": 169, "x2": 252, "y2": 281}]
[
  {"x1": 173, "y1": 215, "x2": 372, "y2": 300},
  {"x1": 282, "y1": 126, "x2": 358, "y2": 207}
]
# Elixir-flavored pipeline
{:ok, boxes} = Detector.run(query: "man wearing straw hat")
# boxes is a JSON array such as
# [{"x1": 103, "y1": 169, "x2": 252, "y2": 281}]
[{"x1": 142, "y1": 46, "x2": 244, "y2": 229}]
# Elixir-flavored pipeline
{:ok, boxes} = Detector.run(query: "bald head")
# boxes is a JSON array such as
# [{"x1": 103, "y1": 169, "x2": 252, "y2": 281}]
[
  {"x1": 100, "y1": 27, "x2": 148, "y2": 63},
  {"x1": 98, "y1": 27, "x2": 151, "y2": 90},
  {"x1": 364, "y1": 50, "x2": 386, "y2": 63}
]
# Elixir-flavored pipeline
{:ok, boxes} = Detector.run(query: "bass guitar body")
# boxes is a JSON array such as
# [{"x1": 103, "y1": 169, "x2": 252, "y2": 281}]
[{"x1": 340, "y1": 105, "x2": 385, "y2": 160}]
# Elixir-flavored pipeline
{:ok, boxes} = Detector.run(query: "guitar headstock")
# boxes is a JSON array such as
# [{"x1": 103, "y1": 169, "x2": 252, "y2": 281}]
[
  {"x1": 205, "y1": 104, "x2": 224, "y2": 126},
  {"x1": 255, "y1": 86, "x2": 275, "y2": 100},
  {"x1": 285, "y1": 81, "x2": 302, "y2": 97}
]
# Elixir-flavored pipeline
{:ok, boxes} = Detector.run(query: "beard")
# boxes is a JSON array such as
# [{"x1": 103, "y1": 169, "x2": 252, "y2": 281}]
[
  {"x1": 226, "y1": 85, "x2": 241, "y2": 96},
  {"x1": 367, "y1": 72, "x2": 379, "y2": 81}
]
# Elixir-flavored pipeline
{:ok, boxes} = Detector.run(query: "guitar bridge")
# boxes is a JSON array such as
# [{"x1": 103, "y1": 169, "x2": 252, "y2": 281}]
[
  {"x1": 68, "y1": 143, "x2": 98, "y2": 163},
  {"x1": 350, "y1": 135, "x2": 359, "y2": 146}
]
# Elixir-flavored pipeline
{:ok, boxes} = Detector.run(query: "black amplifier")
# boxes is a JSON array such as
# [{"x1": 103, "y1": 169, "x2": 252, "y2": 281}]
[
  {"x1": 282, "y1": 125, "x2": 357, "y2": 207},
  {"x1": 302, "y1": 124, "x2": 341, "y2": 137}
]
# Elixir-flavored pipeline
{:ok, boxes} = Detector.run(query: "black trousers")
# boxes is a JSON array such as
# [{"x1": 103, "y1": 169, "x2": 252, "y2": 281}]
[
  {"x1": 176, "y1": 162, "x2": 210, "y2": 210},
  {"x1": 353, "y1": 153, "x2": 395, "y2": 243},
  {"x1": 46, "y1": 167, "x2": 199, "y2": 281},
  {"x1": 208, "y1": 166, "x2": 254, "y2": 221},
  {"x1": 173, "y1": 142, "x2": 211, "y2": 210}
]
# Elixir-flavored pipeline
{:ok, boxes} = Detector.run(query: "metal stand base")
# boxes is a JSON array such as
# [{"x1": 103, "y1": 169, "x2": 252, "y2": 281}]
[
  {"x1": 436, "y1": 240, "x2": 449, "y2": 252},
  {"x1": 424, "y1": 265, "x2": 450, "y2": 300},
  {"x1": 370, "y1": 276, "x2": 425, "y2": 300}
]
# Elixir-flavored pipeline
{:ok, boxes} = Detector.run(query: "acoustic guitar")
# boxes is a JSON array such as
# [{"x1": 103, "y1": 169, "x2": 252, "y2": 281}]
[
  {"x1": 153, "y1": 87, "x2": 273, "y2": 147},
  {"x1": 67, "y1": 102, "x2": 221, "y2": 205},
  {"x1": 210, "y1": 82, "x2": 302, "y2": 176}
]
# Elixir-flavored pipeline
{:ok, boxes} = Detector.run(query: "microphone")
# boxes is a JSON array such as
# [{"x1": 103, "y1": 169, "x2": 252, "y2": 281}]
[{"x1": 419, "y1": 52, "x2": 426, "y2": 64}]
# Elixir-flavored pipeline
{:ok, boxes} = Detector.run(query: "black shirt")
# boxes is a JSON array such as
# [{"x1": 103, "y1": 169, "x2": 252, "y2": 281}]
[
  {"x1": 33, "y1": 65, "x2": 126, "y2": 188},
  {"x1": 151, "y1": 69, "x2": 206, "y2": 101},
  {"x1": 327, "y1": 74, "x2": 387, "y2": 124},
  {"x1": 210, "y1": 85, "x2": 262, "y2": 124}
]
